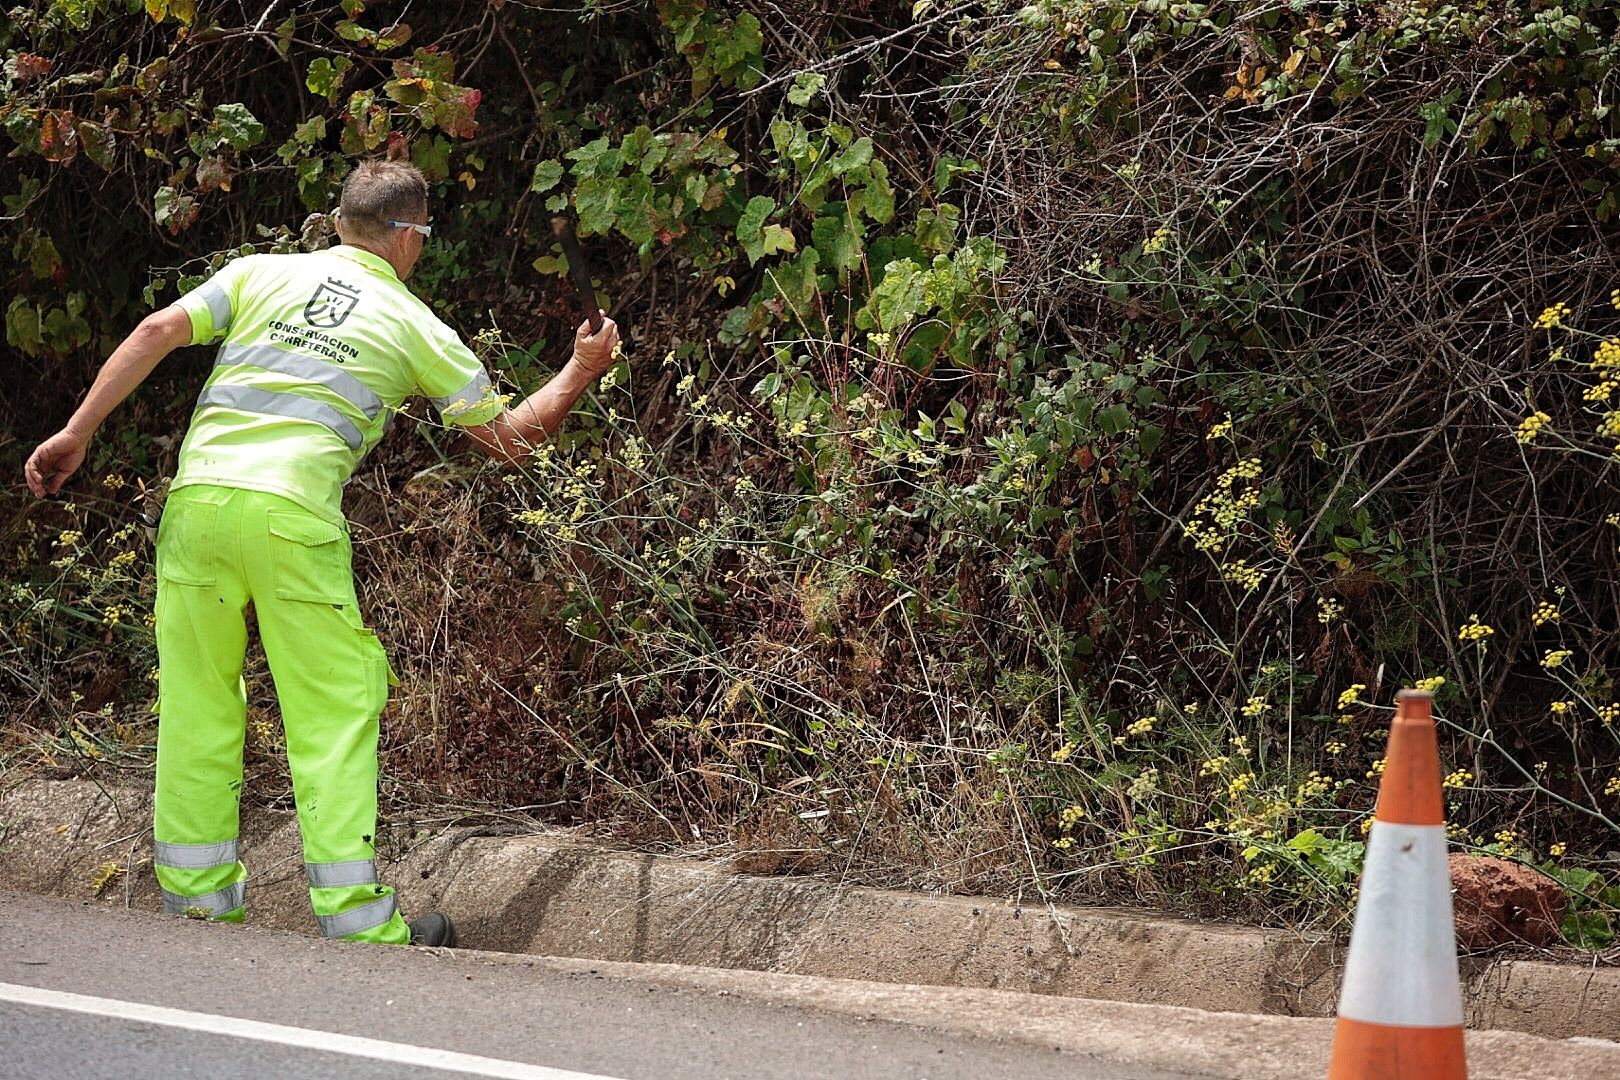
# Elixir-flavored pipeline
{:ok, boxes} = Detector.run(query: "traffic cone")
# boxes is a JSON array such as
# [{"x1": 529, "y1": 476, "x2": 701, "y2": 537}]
[{"x1": 1327, "y1": 689, "x2": 1467, "y2": 1079}]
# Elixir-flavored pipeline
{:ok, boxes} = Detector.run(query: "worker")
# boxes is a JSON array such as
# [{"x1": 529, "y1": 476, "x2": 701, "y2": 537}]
[{"x1": 23, "y1": 160, "x2": 619, "y2": 947}]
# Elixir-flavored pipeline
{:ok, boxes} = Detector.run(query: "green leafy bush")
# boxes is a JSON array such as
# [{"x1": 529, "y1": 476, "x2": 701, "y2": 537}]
[{"x1": 4, "y1": 0, "x2": 1619, "y2": 943}]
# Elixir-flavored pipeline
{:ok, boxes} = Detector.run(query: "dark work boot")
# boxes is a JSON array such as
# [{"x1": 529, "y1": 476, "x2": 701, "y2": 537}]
[{"x1": 407, "y1": 912, "x2": 457, "y2": 947}]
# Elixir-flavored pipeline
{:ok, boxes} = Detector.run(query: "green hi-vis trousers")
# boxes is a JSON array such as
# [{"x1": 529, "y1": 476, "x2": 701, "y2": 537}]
[{"x1": 152, "y1": 484, "x2": 408, "y2": 944}]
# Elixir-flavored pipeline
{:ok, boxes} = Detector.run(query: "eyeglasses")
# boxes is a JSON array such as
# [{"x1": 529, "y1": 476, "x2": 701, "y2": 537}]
[{"x1": 387, "y1": 219, "x2": 433, "y2": 239}]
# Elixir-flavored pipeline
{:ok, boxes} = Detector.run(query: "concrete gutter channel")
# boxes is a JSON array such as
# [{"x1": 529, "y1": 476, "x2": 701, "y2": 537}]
[{"x1": 4, "y1": 778, "x2": 1617, "y2": 1075}]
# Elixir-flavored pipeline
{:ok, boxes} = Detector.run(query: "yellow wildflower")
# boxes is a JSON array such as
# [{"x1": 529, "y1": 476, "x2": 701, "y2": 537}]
[
  {"x1": 1515, "y1": 411, "x2": 1551, "y2": 444},
  {"x1": 1595, "y1": 337, "x2": 1620, "y2": 369},
  {"x1": 1540, "y1": 649, "x2": 1572, "y2": 669},
  {"x1": 1222, "y1": 560, "x2": 1264, "y2": 591},
  {"x1": 1297, "y1": 771, "x2": 1331, "y2": 799},
  {"x1": 1534, "y1": 302, "x2": 1570, "y2": 329},
  {"x1": 1414, "y1": 675, "x2": 1445, "y2": 693},
  {"x1": 1457, "y1": 615, "x2": 1494, "y2": 642}
]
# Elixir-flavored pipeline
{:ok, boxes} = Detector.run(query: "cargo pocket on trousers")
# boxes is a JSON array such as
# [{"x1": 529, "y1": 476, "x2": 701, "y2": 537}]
[
  {"x1": 356, "y1": 628, "x2": 397, "y2": 716},
  {"x1": 155, "y1": 500, "x2": 217, "y2": 587},
  {"x1": 267, "y1": 510, "x2": 354, "y2": 604}
]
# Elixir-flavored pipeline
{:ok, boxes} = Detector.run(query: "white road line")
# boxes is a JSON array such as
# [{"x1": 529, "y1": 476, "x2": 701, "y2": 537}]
[{"x1": 0, "y1": 981, "x2": 625, "y2": 1080}]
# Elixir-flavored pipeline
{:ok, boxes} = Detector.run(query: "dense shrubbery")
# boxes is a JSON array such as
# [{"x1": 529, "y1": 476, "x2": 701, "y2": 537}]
[{"x1": 5, "y1": 1, "x2": 1620, "y2": 947}]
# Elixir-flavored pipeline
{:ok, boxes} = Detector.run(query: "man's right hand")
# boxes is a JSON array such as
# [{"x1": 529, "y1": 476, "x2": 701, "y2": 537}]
[
  {"x1": 571, "y1": 314, "x2": 621, "y2": 378},
  {"x1": 25, "y1": 427, "x2": 90, "y2": 497}
]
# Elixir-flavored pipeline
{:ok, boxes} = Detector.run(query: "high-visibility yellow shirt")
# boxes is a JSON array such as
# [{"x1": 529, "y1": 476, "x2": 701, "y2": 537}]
[{"x1": 169, "y1": 244, "x2": 504, "y2": 525}]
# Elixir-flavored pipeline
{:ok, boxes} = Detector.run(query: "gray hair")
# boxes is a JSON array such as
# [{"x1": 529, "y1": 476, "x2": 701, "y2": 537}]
[{"x1": 338, "y1": 160, "x2": 428, "y2": 244}]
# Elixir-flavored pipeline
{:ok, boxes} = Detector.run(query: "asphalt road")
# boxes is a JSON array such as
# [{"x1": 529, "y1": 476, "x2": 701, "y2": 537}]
[{"x1": 0, "y1": 891, "x2": 1200, "y2": 1080}]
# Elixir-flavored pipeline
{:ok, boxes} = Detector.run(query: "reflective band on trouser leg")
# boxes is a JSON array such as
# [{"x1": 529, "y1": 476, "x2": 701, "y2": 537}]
[
  {"x1": 155, "y1": 840, "x2": 245, "y2": 920},
  {"x1": 315, "y1": 894, "x2": 398, "y2": 939},
  {"x1": 162, "y1": 881, "x2": 246, "y2": 918},
  {"x1": 239, "y1": 492, "x2": 409, "y2": 946},
  {"x1": 153, "y1": 486, "x2": 254, "y2": 926},
  {"x1": 155, "y1": 839, "x2": 239, "y2": 869},
  {"x1": 195, "y1": 385, "x2": 365, "y2": 450},
  {"x1": 306, "y1": 860, "x2": 378, "y2": 889}
]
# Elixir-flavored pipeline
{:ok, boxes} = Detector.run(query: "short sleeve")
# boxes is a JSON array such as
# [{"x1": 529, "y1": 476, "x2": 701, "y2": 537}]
[
  {"x1": 408, "y1": 312, "x2": 505, "y2": 428},
  {"x1": 174, "y1": 256, "x2": 253, "y2": 345}
]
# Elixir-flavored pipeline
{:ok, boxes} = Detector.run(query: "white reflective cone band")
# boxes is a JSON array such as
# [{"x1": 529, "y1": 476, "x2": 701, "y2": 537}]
[{"x1": 1336, "y1": 820, "x2": 1464, "y2": 1027}]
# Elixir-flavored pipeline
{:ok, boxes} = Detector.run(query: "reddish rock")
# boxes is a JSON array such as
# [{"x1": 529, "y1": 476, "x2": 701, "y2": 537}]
[{"x1": 1449, "y1": 854, "x2": 1566, "y2": 950}]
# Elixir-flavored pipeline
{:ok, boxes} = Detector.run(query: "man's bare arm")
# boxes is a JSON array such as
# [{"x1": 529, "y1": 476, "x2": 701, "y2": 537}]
[
  {"x1": 462, "y1": 316, "x2": 620, "y2": 463},
  {"x1": 25, "y1": 305, "x2": 194, "y2": 497}
]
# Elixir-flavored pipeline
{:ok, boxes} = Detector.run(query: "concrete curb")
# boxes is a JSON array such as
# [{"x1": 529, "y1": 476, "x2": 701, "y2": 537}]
[
  {"x1": 474, "y1": 954, "x2": 1620, "y2": 1080},
  {"x1": 3, "y1": 778, "x2": 1616, "y2": 1041}
]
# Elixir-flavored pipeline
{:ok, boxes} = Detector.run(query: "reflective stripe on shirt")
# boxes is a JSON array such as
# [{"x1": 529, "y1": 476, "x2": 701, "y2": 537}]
[
  {"x1": 433, "y1": 368, "x2": 492, "y2": 415},
  {"x1": 215, "y1": 342, "x2": 385, "y2": 420},
  {"x1": 192, "y1": 281, "x2": 232, "y2": 336},
  {"x1": 195, "y1": 385, "x2": 365, "y2": 451}
]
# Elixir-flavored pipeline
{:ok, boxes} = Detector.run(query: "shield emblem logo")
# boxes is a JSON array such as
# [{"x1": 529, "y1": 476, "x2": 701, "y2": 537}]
[{"x1": 304, "y1": 279, "x2": 361, "y2": 328}]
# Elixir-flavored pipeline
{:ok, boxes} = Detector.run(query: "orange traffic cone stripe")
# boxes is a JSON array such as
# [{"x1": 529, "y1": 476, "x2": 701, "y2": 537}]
[
  {"x1": 1327, "y1": 689, "x2": 1467, "y2": 1080},
  {"x1": 1374, "y1": 691, "x2": 1446, "y2": 826},
  {"x1": 1328, "y1": 1018, "x2": 1466, "y2": 1080}
]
